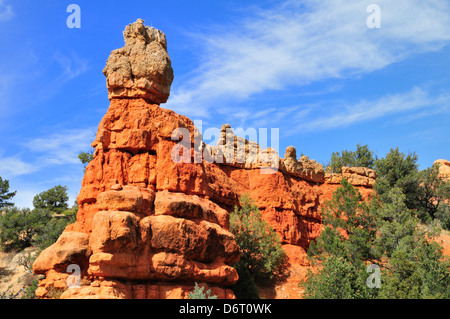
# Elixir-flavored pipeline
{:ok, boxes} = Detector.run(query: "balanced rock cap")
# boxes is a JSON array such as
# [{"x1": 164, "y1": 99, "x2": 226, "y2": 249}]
[{"x1": 103, "y1": 19, "x2": 174, "y2": 104}]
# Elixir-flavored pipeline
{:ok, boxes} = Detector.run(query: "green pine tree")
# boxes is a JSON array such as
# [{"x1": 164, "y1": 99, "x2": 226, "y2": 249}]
[
  {"x1": 230, "y1": 194, "x2": 286, "y2": 298},
  {"x1": 327, "y1": 144, "x2": 375, "y2": 173},
  {"x1": 0, "y1": 177, "x2": 16, "y2": 209}
]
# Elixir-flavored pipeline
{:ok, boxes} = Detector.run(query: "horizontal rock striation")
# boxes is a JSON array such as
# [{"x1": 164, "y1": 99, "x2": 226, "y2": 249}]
[
  {"x1": 32, "y1": 19, "x2": 377, "y2": 299},
  {"x1": 325, "y1": 166, "x2": 377, "y2": 187}
]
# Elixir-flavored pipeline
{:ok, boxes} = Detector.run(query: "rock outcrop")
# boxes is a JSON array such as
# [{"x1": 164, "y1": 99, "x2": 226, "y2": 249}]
[
  {"x1": 325, "y1": 166, "x2": 377, "y2": 187},
  {"x1": 103, "y1": 18, "x2": 174, "y2": 103},
  {"x1": 282, "y1": 146, "x2": 325, "y2": 183},
  {"x1": 32, "y1": 19, "x2": 376, "y2": 299},
  {"x1": 434, "y1": 159, "x2": 450, "y2": 181},
  {"x1": 33, "y1": 20, "x2": 239, "y2": 299}
]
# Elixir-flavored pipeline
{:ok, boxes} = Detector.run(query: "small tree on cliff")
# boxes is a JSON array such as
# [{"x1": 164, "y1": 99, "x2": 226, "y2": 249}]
[
  {"x1": 415, "y1": 163, "x2": 450, "y2": 222},
  {"x1": 376, "y1": 188, "x2": 450, "y2": 299},
  {"x1": 230, "y1": 194, "x2": 286, "y2": 299},
  {"x1": 302, "y1": 255, "x2": 370, "y2": 299},
  {"x1": 0, "y1": 185, "x2": 75, "y2": 251},
  {"x1": 304, "y1": 178, "x2": 382, "y2": 299},
  {"x1": 0, "y1": 207, "x2": 52, "y2": 251},
  {"x1": 78, "y1": 149, "x2": 94, "y2": 172},
  {"x1": 31, "y1": 185, "x2": 76, "y2": 250},
  {"x1": 188, "y1": 283, "x2": 218, "y2": 299}
]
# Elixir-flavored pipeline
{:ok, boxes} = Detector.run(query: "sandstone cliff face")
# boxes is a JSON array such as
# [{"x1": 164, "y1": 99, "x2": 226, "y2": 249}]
[
  {"x1": 33, "y1": 20, "x2": 238, "y2": 299},
  {"x1": 32, "y1": 19, "x2": 375, "y2": 299}
]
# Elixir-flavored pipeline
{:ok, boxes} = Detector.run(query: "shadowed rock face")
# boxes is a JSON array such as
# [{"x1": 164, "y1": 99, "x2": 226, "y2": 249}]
[{"x1": 32, "y1": 19, "x2": 376, "y2": 299}]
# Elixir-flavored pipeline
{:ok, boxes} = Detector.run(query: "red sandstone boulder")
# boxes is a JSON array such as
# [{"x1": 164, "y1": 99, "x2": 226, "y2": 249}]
[
  {"x1": 33, "y1": 231, "x2": 91, "y2": 274},
  {"x1": 154, "y1": 191, "x2": 230, "y2": 229}
]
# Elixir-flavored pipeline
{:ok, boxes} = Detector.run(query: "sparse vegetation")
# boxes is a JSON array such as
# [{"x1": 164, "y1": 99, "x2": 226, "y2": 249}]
[
  {"x1": 32, "y1": 185, "x2": 70, "y2": 215},
  {"x1": 303, "y1": 147, "x2": 450, "y2": 299},
  {"x1": 230, "y1": 194, "x2": 286, "y2": 299},
  {"x1": 326, "y1": 144, "x2": 375, "y2": 173},
  {"x1": 1, "y1": 143, "x2": 449, "y2": 300},
  {"x1": 188, "y1": 282, "x2": 218, "y2": 299},
  {"x1": 0, "y1": 182, "x2": 77, "y2": 298}
]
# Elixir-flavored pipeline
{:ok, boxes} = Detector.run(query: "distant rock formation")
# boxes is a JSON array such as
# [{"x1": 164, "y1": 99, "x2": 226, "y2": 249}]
[
  {"x1": 434, "y1": 159, "x2": 450, "y2": 181},
  {"x1": 32, "y1": 19, "x2": 376, "y2": 299},
  {"x1": 282, "y1": 146, "x2": 325, "y2": 183},
  {"x1": 325, "y1": 166, "x2": 377, "y2": 187}
]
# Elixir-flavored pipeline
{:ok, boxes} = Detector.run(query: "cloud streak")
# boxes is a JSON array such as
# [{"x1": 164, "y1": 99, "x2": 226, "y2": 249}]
[
  {"x1": 25, "y1": 128, "x2": 95, "y2": 166},
  {"x1": 0, "y1": 128, "x2": 95, "y2": 179},
  {"x1": 0, "y1": 155, "x2": 37, "y2": 178},
  {"x1": 166, "y1": 0, "x2": 450, "y2": 121},
  {"x1": 0, "y1": 0, "x2": 13, "y2": 21},
  {"x1": 289, "y1": 87, "x2": 450, "y2": 134},
  {"x1": 0, "y1": 50, "x2": 89, "y2": 120}
]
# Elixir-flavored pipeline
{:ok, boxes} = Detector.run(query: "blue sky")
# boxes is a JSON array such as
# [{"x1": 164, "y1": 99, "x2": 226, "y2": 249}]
[{"x1": 1, "y1": 0, "x2": 450, "y2": 209}]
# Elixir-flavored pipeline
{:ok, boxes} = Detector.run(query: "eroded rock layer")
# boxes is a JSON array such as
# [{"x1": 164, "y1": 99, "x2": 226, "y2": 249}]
[{"x1": 32, "y1": 19, "x2": 375, "y2": 299}]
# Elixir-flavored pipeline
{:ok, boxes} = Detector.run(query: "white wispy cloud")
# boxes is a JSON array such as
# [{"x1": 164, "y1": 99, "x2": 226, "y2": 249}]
[
  {"x1": 210, "y1": 86, "x2": 450, "y2": 135},
  {"x1": 0, "y1": 128, "x2": 94, "y2": 208},
  {"x1": 166, "y1": 0, "x2": 450, "y2": 119},
  {"x1": 286, "y1": 87, "x2": 450, "y2": 134},
  {"x1": 0, "y1": 155, "x2": 38, "y2": 178},
  {"x1": 0, "y1": 0, "x2": 14, "y2": 22},
  {"x1": 53, "y1": 52, "x2": 89, "y2": 83},
  {"x1": 0, "y1": 128, "x2": 95, "y2": 179},
  {"x1": 27, "y1": 52, "x2": 90, "y2": 106},
  {"x1": 25, "y1": 128, "x2": 95, "y2": 166},
  {"x1": 0, "y1": 50, "x2": 89, "y2": 120}
]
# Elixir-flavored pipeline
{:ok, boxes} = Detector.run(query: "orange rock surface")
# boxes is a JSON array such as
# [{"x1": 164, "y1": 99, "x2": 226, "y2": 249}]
[
  {"x1": 32, "y1": 19, "x2": 377, "y2": 299},
  {"x1": 434, "y1": 159, "x2": 450, "y2": 181}
]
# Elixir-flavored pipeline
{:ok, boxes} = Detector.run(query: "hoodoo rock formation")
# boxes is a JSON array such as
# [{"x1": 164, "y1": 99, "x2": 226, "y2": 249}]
[{"x1": 32, "y1": 19, "x2": 376, "y2": 299}]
